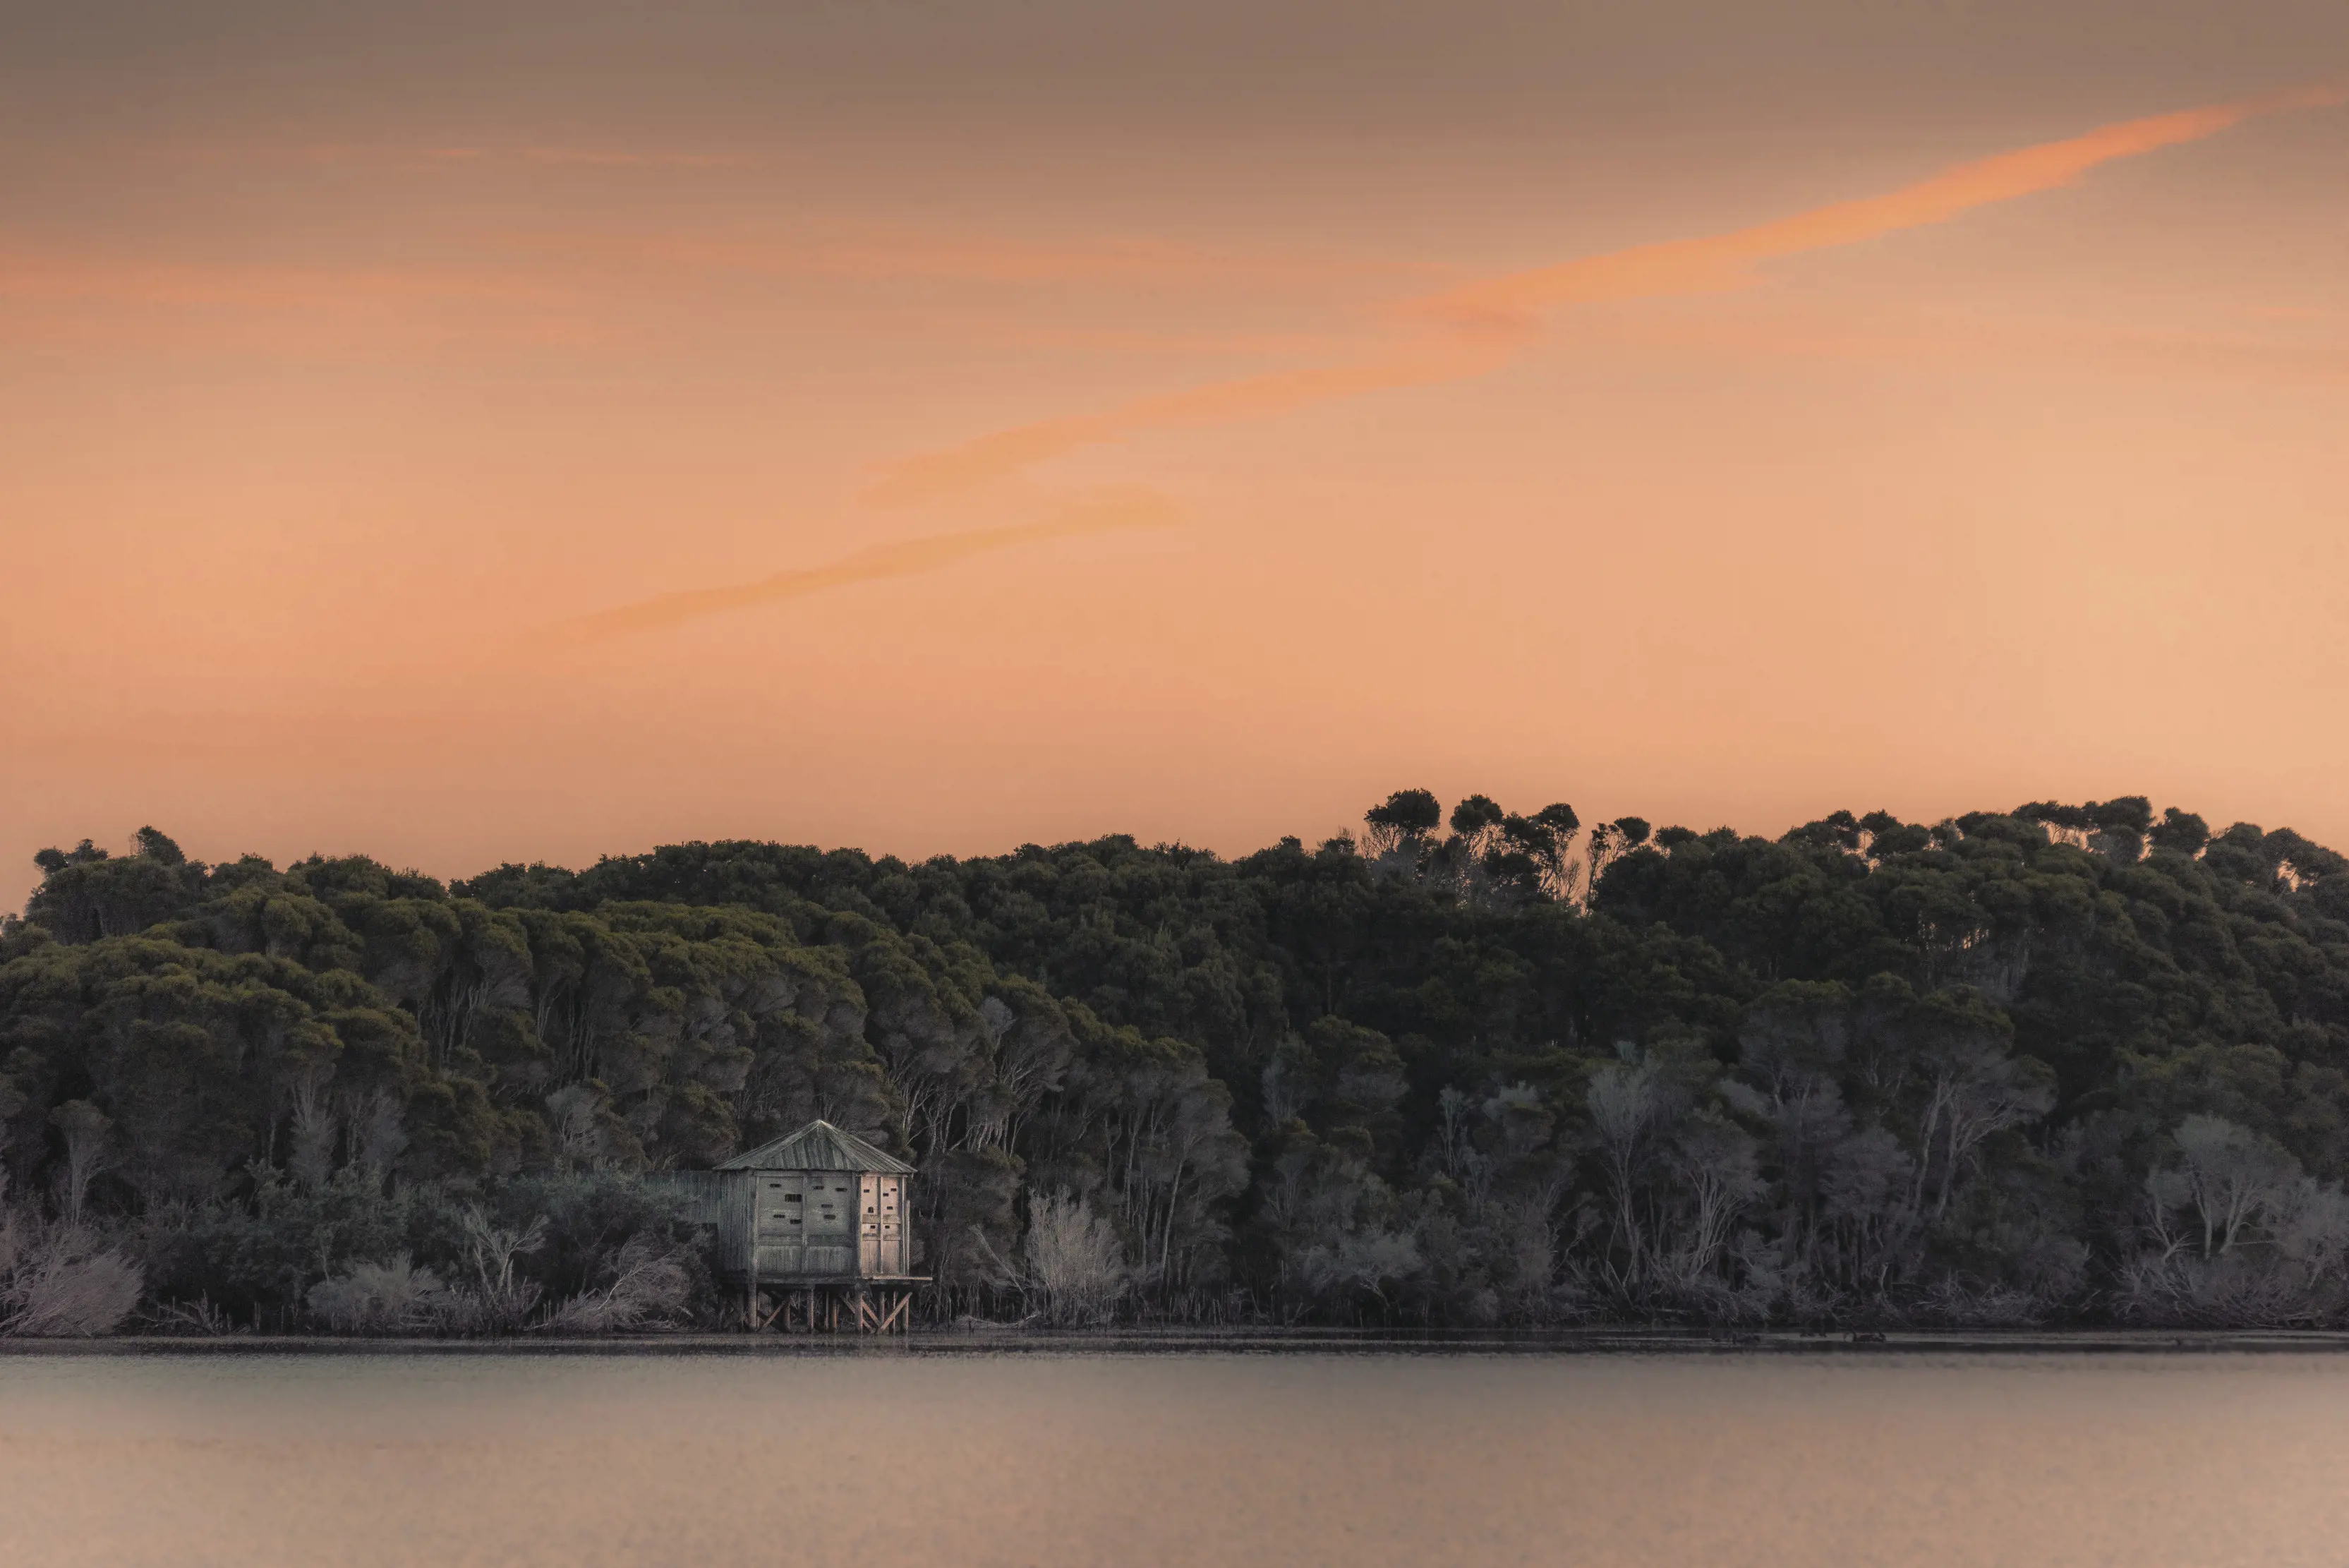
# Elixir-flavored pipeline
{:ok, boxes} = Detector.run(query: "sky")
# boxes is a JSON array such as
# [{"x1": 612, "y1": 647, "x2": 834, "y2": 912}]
[{"x1": 4, "y1": 1, "x2": 2347, "y2": 910}]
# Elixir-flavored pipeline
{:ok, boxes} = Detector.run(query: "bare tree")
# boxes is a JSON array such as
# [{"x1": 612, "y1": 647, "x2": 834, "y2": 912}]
[
  {"x1": 1659, "y1": 1116, "x2": 1762, "y2": 1287},
  {"x1": 1587, "y1": 1058, "x2": 1674, "y2": 1291},
  {"x1": 444, "y1": 1210, "x2": 548, "y2": 1334},
  {"x1": 545, "y1": 1085, "x2": 608, "y2": 1171},
  {"x1": 1911, "y1": 1033, "x2": 2053, "y2": 1217},
  {"x1": 1298, "y1": 1229, "x2": 1423, "y2": 1321},
  {"x1": 1019, "y1": 1188, "x2": 1129, "y2": 1325},
  {"x1": 287, "y1": 1074, "x2": 337, "y2": 1190},
  {"x1": 2170, "y1": 1115, "x2": 2300, "y2": 1256},
  {"x1": 1820, "y1": 1127, "x2": 1918, "y2": 1294},
  {"x1": 2121, "y1": 1118, "x2": 2349, "y2": 1326},
  {"x1": 348, "y1": 1087, "x2": 408, "y2": 1176},
  {"x1": 48, "y1": 1101, "x2": 112, "y2": 1230}
]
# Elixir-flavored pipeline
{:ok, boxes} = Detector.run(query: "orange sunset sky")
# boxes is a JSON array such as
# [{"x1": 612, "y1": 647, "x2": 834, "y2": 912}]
[{"x1": 4, "y1": 1, "x2": 2347, "y2": 910}]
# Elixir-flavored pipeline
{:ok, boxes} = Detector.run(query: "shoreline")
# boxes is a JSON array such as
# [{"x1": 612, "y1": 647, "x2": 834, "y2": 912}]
[{"x1": 11, "y1": 1326, "x2": 2349, "y2": 1357}]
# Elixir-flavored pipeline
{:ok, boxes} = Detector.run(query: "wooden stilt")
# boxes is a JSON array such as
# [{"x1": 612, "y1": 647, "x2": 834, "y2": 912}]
[{"x1": 742, "y1": 1278, "x2": 922, "y2": 1334}]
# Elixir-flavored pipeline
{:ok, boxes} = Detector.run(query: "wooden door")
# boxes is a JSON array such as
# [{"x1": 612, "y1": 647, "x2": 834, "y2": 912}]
[
  {"x1": 807, "y1": 1177, "x2": 853, "y2": 1274},
  {"x1": 857, "y1": 1173, "x2": 882, "y2": 1274},
  {"x1": 878, "y1": 1176, "x2": 905, "y2": 1275},
  {"x1": 756, "y1": 1174, "x2": 806, "y2": 1277}
]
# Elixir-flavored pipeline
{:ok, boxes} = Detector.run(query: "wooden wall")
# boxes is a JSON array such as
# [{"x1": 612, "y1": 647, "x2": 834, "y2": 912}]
[{"x1": 676, "y1": 1168, "x2": 914, "y2": 1283}]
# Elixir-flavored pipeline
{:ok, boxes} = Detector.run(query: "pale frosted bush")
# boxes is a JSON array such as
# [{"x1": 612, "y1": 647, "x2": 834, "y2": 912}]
[
  {"x1": 447, "y1": 1209, "x2": 547, "y2": 1334},
  {"x1": 1022, "y1": 1189, "x2": 1130, "y2": 1326},
  {"x1": 2120, "y1": 1118, "x2": 2349, "y2": 1326},
  {"x1": 307, "y1": 1255, "x2": 451, "y2": 1334},
  {"x1": 1298, "y1": 1230, "x2": 1423, "y2": 1318},
  {"x1": 538, "y1": 1234, "x2": 691, "y2": 1334},
  {"x1": 1, "y1": 1220, "x2": 145, "y2": 1338}
]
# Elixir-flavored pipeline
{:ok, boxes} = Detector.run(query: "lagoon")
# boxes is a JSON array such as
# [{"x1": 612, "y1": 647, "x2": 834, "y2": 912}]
[{"x1": 4, "y1": 1346, "x2": 2348, "y2": 1567}]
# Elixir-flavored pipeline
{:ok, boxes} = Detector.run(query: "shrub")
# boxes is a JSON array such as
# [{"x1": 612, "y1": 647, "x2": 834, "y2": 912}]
[
  {"x1": 1020, "y1": 1189, "x2": 1128, "y2": 1325},
  {"x1": 307, "y1": 1255, "x2": 452, "y2": 1334},
  {"x1": 1, "y1": 1217, "x2": 145, "y2": 1337},
  {"x1": 538, "y1": 1233, "x2": 692, "y2": 1333}
]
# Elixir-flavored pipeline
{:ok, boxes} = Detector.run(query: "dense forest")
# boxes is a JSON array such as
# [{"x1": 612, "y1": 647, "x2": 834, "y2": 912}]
[{"x1": 6, "y1": 790, "x2": 2349, "y2": 1336}]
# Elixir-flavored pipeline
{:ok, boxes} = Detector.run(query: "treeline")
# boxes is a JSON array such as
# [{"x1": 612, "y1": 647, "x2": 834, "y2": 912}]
[{"x1": 4, "y1": 791, "x2": 2348, "y2": 1334}]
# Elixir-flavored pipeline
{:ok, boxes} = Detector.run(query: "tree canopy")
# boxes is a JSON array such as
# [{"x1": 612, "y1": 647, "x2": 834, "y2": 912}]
[{"x1": 8, "y1": 792, "x2": 2349, "y2": 1331}]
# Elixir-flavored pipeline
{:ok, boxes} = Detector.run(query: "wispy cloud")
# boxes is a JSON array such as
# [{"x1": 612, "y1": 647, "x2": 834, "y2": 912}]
[
  {"x1": 151, "y1": 141, "x2": 756, "y2": 171},
  {"x1": 1586, "y1": 303, "x2": 2349, "y2": 388},
  {"x1": 0, "y1": 224, "x2": 1420, "y2": 354},
  {"x1": 515, "y1": 147, "x2": 751, "y2": 169},
  {"x1": 547, "y1": 489, "x2": 1180, "y2": 641},
  {"x1": 0, "y1": 249, "x2": 600, "y2": 352},
  {"x1": 492, "y1": 223, "x2": 1438, "y2": 293},
  {"x1": 867, "y1": 342, "x2": 1513, "y2": 505},
  {"x1": 1425, "y1": 82, "x2": 2345, "y2": 334},
  {"x1": 0, "y1": 252, "x2": 564, "y2": 308},
  {"x1": 866, "y1": 83, "x2": 2346, "y2": 504}
]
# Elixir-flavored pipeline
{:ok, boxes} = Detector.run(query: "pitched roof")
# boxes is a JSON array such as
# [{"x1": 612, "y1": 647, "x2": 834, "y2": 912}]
[{"x1": 716, "y1": 1119, "x2": 917, "y2": 1175}]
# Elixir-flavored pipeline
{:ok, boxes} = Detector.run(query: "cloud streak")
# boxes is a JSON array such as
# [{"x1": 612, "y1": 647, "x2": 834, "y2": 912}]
[
  {"x1": 866, "y1": 83, "x2": 2345, "y2": 504},
  {"x1": 157, "y1": 142, "x2": 756, "y2": 171},
  {"x1": 552, "y1": 227, "x2": 1437, "y2": 290},
  {"x1": 0, "y1": 252, "x2": 565, "y2": 308},
  {"x1": 1428, "y1": 81, "x2": 2345, "y2": 333},
  {"x1": 866, "y1": 343, "x2": 1514, "y2": 505},
  {"x1": 0, "y1": 226, "x2": 1419, "y2": 354},
  {"x1": 548, "y1": 490, "x2": 1180, "y2": 641}
]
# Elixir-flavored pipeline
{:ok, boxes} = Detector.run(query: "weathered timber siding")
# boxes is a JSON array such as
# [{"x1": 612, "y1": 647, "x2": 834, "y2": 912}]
[{"x1": 718, "y1": 1169, "x2": 756, "y2": 1278}]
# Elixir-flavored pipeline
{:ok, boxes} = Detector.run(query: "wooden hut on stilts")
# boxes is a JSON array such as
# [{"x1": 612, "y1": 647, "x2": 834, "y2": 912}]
[{"x1": 675, "y1": 1120, "x2": 926, "y2": 1334}]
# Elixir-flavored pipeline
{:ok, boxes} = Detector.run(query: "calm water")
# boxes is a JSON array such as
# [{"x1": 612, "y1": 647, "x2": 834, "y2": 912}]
[{"x1": 4, "y1": 1347, "x2": 2348, "y2": 1567}]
